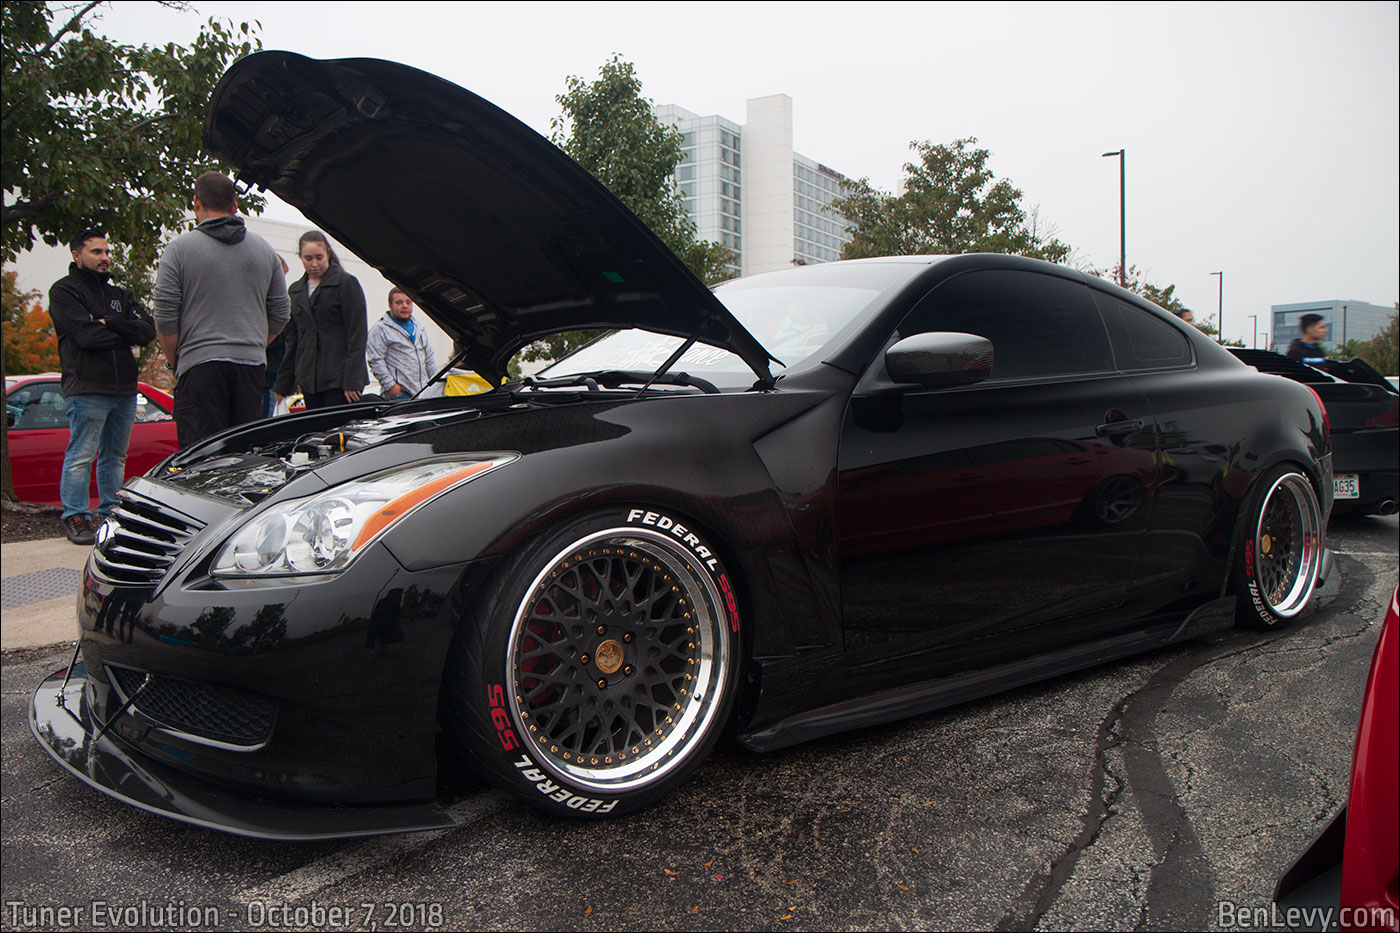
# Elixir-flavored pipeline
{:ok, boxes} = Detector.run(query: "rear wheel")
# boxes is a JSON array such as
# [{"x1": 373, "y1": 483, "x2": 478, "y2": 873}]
[
  {"x1": 442, "y1": 507, "x2": 739, "y2": 816},
  {"x1": 1230, "y1": 466, "x2": 1323, "y2": 630}
]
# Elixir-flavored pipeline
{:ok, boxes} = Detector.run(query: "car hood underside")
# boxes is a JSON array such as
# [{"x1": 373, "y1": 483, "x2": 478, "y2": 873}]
[{"x1": 204, "y1": 51, "x2": 776, "y2": 385}]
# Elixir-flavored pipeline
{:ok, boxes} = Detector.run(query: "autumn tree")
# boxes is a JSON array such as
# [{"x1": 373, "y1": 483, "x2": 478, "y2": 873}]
[
  {"x1": 1, "y1": 272, "x2": 60, "y2": 374},
  {"x1": 831, "y1": 138, "x2": 1071, "y2": 263},
  {"x1": 525, "y1": 55, "x2": 733, "y2": 364}
]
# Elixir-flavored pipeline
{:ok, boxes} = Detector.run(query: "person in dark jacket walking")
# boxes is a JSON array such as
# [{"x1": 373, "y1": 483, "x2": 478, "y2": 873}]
[
  {"x1": 1286, "y1": 313, "x2": 1329, "y2": 363},
  {"x1": 275, "y1": 230, "x2": 369, "y2": 410},
  {"x1": 47, "y1": 229, "x2": 157, "y2": 544}
]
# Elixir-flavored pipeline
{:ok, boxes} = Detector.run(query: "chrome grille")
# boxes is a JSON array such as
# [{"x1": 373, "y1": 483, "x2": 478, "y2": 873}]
[
  {"x1": 107, "y1": 665, "x2": 276, "y2": 749},
  {"x1": 92, "y1": 491, "x2": 205, "y2": 585}
]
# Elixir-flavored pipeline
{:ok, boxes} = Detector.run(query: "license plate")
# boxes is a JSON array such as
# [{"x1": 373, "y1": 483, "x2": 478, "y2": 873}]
[{"x1": 1334, "y1": 473, "x2": 1360, "y2": 499}]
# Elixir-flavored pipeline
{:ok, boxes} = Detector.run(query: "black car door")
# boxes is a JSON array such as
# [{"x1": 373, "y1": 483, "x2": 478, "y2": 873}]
[{"x1": 836, "y1": 269, "x2": 1158, "y2": 689}]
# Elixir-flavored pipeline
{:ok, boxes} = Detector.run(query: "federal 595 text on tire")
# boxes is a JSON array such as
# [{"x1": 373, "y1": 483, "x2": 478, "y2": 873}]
[{"x1": 442, "y1": 507, "x2": 740, "y2": 817}]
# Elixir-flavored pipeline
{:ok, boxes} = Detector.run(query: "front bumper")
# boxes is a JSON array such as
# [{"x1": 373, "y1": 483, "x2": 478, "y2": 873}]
[
  {"x1": 29, "y1": 660, "x2": 455, "y2": 840},
  {"x1": 27, "y1": 475, "x2": 498, "y2": 838}
]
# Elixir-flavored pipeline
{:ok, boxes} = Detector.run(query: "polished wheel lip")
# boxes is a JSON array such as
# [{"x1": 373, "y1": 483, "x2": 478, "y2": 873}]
[
  {"x1": 505, "y1": 526, "x2": 729, "y2": 794},
  {"x1": 1254, "y1": 473, "x2": 1321, "y2": 618}
]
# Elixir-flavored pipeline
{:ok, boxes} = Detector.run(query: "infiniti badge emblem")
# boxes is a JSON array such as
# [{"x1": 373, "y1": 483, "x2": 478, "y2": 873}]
[{"x1": 94, "y1": 519, "x2": 114, "y2": 548}]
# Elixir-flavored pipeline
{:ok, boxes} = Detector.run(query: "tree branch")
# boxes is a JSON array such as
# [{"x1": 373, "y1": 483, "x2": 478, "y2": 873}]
[
  {"x1": 2, "y1": 194, "x2": 63, "y2": 229},
  {"x1": 124, "y1": 112, "x2": 178, "y2": 136},
  {"x1": 39, "y1": 0, "x2": 103, "y2": 58}
]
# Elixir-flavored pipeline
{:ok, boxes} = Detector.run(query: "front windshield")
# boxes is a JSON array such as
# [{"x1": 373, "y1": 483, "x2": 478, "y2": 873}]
[{"x1": 539, "y1": 262, "x2": 923, "y2": 388}]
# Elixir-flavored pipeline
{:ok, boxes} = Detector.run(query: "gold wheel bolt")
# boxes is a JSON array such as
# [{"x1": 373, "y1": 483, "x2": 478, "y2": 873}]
[
  {"x1": 623, "y1": 665, "x2": 633, "y2": 675},
  {"x1": 597, "y1": 625, "x2": 606, "y2": 635},
  {"x1": 597, "y1": 678, "x2": 607, "y2": 689}
]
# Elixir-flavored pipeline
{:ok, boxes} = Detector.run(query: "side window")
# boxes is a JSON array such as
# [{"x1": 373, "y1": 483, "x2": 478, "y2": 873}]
[
  {"x1": 1091, "y1": 290, "x2": 1192, "y2": 370},
  {"x1": 134, "y1": 391, "x2": 173, "y2": 423},
  {"x1": 7, "y1": 382, "x2": 68, "y2": 429},
  {"x1": 900, "y1": 270, "x2": 1113, "y2": 380}
]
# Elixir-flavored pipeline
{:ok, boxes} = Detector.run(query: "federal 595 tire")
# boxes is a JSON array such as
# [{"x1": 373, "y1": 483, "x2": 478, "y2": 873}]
[
  {"x1": 1230, "y1": 465, "x2": 1323, "y2": 630},
  {"x1": 442, "y1": 507, "x2": 741, "y2": 817}
]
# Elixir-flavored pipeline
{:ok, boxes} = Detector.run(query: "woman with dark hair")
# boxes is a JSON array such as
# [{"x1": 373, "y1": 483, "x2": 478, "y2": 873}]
[{"x1": 274, "y1": 230, "x2": 368, "y2": 409}]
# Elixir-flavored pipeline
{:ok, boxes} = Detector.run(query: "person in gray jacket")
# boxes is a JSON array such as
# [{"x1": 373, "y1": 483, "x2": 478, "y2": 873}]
[
  {"x1": 367, "y1": 287, "x2": 437, "y2": 401},
  {"x1": 152, "y1": 172, "x2": 289, "y2": 448}
]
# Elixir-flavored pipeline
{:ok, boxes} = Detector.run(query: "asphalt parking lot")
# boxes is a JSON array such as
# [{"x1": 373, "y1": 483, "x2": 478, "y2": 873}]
[{"x1": 2, "y1": 514, "x2": 1395, "y2": 933}]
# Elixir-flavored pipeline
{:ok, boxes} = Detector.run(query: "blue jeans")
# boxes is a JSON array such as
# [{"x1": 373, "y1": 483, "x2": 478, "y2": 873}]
[{"x1": 61, "y1": 394, "x2": 137, "y2": 520}]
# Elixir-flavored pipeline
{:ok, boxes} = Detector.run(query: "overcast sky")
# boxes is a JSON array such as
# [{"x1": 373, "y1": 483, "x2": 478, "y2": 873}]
[{"x1": 98, "y1": 0, "x2": 1398, "y2": 345}]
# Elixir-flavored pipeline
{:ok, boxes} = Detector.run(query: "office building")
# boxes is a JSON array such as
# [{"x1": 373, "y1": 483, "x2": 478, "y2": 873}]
[
  {"x1": 656, "y1": 94, "x2": 855, "y2": 279},
  {"x1": 1270, "y1": 299, "x2": 1395, "y2": 355}
]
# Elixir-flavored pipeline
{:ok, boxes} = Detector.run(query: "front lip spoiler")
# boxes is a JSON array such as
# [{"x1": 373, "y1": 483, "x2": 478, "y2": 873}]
[{"x1": 28, "y1": 663, "x2": 456, "y2": 841}]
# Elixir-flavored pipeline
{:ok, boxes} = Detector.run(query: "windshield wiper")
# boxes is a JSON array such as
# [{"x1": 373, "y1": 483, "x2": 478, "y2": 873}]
[{"x1": 518, "y1": 369, "x2": 719, "y2": 395}]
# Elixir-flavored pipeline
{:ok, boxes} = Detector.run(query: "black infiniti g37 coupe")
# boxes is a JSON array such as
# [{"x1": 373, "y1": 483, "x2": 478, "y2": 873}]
[{"x1": 30, "y1": 52, "x2": 1336, "y2": 839}]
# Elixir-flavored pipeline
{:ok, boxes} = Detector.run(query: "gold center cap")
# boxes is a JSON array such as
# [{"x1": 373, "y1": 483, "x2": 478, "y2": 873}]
[
  {"x1": 595, "y1": 639, "x2": 624, "y2": 675},
  {"x1": 1261, "y1": 534, "x2": 1272, "y2": 554}
]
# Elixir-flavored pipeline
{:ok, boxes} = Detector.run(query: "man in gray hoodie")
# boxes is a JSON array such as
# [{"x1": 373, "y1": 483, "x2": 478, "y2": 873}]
[{"x1": 152, "y1": 171, "x2": 290, "y2": 448}]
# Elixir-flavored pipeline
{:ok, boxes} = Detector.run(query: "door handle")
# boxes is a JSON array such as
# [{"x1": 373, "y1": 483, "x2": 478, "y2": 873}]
[{"x1": 1095, "y1": 419, "x2": 1144, "y2": 436}]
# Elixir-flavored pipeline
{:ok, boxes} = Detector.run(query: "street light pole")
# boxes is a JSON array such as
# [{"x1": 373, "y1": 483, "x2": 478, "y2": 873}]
[
  {"x1": 1103, "y1": 149, "x2": 1125, "y2": 286},
  {"x1": 1210, "y1": 271, "x2": 1223, "y2": 344},
  {"x1": 1248, "y1": 314, "x2": 1257, "y2": 349}
]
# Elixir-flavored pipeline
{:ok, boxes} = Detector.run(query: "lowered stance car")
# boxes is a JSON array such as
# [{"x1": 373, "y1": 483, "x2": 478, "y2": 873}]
[
  {"x1": 5, "y1": 373, "x2": 179, "y2": 508},
  {"x1": 31, "y1": 53, "x2": 1336, "y2": 839},
  {"x1": 1230, "y1": 349, "x2": 1398, "y2": 519}
]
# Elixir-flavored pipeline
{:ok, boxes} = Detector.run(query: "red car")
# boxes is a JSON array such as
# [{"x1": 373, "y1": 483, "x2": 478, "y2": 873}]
[
  {"x1": 5, "y1": 373, "x2": 179, "y2": 508},
  {"x1": 1275, "y1": 586, "x2": 1399, "y2": 932}
]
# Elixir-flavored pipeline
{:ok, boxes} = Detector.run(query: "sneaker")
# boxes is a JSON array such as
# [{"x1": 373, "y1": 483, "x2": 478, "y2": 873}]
[{"x1": 61, "y1": 513, "x2": 95, "y2": 546}]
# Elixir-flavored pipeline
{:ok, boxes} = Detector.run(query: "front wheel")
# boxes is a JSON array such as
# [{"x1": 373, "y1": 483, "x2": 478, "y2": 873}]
[
  {"x1": 1230, "y1": 466, "x2": 1323, "y2": 630},
  {"x1": 442, "y1": 507, "x2": 740, "y2": 817}
]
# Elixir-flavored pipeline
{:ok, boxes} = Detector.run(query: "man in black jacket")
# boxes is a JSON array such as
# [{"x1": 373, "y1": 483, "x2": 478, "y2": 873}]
[
  {"x1": 47, "y1": 229, "x2": 156, "y2": 544},
  {"x1": 1286, "y1": 313, "x2": 1329, "y2": 363}
]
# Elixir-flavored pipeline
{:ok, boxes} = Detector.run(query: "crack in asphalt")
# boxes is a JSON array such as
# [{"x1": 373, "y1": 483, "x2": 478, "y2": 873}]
[
  {"x1": 993, "y1": 695, "x2": 1130, "y2": 932},
  {"x1": 996, "y1": 554, "x2": 1378, "y2": 932}
]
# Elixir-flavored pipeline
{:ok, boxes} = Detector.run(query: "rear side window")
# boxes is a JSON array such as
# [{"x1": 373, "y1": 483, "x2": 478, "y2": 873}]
[
  {"x1": 1091, "y1": 291, "x2": 1193, "y2": 370},
  {"x1": 7, "y1": 382, "x2": 68, "y2": 429},
  {"x1": 900, "y1": 270, "x2": 1113, "y2": 380}
]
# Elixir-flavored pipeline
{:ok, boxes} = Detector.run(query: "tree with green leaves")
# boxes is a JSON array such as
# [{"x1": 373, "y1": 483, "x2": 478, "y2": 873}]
[
  {"x1": 1329, "y1": 311, "x2": 1398, "y2": 375},
  {"x1": 2, "y1": 2, "x2": 262, "y2": 276},
  {"x1": 831, "y1": 138, "x2": 1071, "y2": 263},
  {"x1": 522, "y1": 55, "x2": 733, "y2": 365},
  {"x1": 2, "y1": 1, "x2": 260, "y2": 504}
]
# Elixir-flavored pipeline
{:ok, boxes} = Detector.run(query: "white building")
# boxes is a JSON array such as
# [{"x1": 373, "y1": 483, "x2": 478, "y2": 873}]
[{"x1": 656, "y1": 94, "x2": 854, "y2": 279}]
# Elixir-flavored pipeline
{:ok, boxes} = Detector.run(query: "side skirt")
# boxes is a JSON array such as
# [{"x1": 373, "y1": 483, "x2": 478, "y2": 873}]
[{"x1": 738, "y1": 596, "x2": 1236, "y2": 753}]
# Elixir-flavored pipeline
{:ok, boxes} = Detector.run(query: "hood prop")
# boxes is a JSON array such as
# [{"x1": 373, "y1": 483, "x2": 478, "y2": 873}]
[{"x1": 633, "y1": 333, "x2": 700, "y2": 397}]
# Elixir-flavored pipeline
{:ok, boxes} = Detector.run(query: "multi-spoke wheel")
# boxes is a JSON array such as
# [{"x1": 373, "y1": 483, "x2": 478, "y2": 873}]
[
  {"x1": 1231, "y1": 466, "x2": 1323, "y2": 630},
  {"x1": 442, "y1": 508, "x2": 739, "y2": 816},
  {"x1": 1075, "y1": 473, "x2": 1146, "y2": 528}
]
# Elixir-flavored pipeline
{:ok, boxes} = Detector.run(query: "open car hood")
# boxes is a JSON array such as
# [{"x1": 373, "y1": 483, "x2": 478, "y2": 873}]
[{"x1": 204, "y1": 52, "x2": 776, "y2": 384}]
